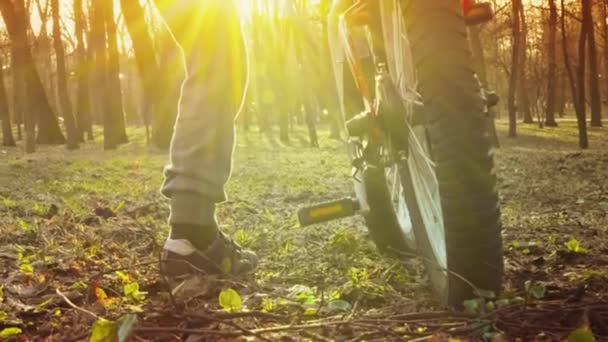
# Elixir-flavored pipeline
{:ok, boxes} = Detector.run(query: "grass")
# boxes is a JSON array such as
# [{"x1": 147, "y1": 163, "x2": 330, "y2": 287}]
[{"x1": 1, "y1": 119, "x2": 608, "y2": 340}]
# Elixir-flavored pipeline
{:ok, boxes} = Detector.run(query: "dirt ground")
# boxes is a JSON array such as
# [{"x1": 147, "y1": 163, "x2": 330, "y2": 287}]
[{"x1": 0, "y1": 121, "x2": 607, "y2": 341}]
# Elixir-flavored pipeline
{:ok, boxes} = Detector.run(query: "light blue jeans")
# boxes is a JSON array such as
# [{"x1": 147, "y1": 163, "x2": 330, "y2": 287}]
[{"x1": 158, "y1": 1, "x2": 248, "y2": 226}]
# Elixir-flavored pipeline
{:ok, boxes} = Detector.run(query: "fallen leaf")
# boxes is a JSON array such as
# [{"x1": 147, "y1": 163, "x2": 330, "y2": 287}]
[
  {"x1": 219, "y1": 288, "x2": 242, "y2": 312},
  {"x1": 0, "y1": 327, "x2": 22, "y2": 338},
  {"x1": 90, "y1": 318, "x2": 117, "y2": 342},
  {"x1": 567, "y1": 326, "x2": 596, "y2": 342}
]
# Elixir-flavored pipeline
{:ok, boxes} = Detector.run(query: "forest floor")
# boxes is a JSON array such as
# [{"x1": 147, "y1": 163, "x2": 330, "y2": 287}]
[{"x1": 1, "y1": 121, "x2": 608, "y2": 341}]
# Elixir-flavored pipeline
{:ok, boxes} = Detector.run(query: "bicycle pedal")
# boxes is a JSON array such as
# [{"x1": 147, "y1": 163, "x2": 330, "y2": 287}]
[{"x1": 298, "y1": 198, "x2": 360, "y2": 227}]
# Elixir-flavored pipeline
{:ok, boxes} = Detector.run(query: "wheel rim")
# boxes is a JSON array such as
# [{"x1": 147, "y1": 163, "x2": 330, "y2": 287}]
[
  {"x1": 408, "y1": 126, "x2": 447, "y2": 271},
  {"x1": 384, "y1": 163, "x2": 416, "y2": 250}
]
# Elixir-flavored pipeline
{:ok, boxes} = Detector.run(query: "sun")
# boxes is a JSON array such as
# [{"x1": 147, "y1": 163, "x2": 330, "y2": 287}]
[{"x1": 235, "y1": 0, "x2": 254, "y2": 17}]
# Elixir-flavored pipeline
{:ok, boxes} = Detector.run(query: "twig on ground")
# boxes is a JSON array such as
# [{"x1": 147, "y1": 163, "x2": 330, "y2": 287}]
[
  {"x1": 347, "y1": 331, "x2": 382, "y2": 342},
  {"x1": 207, "y1": 310, "x2": 288, "y2": 320},
  {"x1": 350, "y1": 321, "x2": 420, "y2": 340},
  {"x1": 250, "y1": 320, "x2": 352, "y2": 334},
  {"x1": 300, "y1": 330, "x2": 334, "y2": 342},
  {"x1": 136, "y1": 327, "x2": 240, "y2": 336},
  {"x1": 223, "y1": 320, "x2": 274, "y2": 342},
  {"x1": 56, "y1": 288, "x2": 101, "y2": 320},
  {"x1": 389, "y1": 311, "x2": 474, "y2": 320}
]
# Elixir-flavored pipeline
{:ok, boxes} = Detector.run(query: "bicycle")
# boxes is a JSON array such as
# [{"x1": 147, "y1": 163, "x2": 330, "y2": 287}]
[{"x1": 298, "y1": 0, "x2": 502, "y2": 307}]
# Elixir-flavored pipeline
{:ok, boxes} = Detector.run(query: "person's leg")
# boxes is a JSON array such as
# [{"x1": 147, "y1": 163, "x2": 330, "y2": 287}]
[{"x1": 157, "y1": 1, "x2": 256, "y2": 276}]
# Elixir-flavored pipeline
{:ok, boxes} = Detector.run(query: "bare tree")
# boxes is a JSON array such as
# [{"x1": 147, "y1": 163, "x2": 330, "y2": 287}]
[
  {"x1": 102, "y1": 0, "x2": 128, "y2": 147},
  {"x1": 91, "y1": 0, "x2": 127, "y2": 149},
  {"x1": 74, "y1": 0, "x2": 93, "y2": 141},
  {"x1": 518, "y1": 4, "x2": 533, "y2": 124},
  {"x1": 602, "y1": 0, "x2": 608, "y2": 100},
  {"x1": 0, "y1": 0, "x2": 65, "y2": 152},
  {"x1": 0, "y1": 53, "x2": 15, "y2": 146},
  {"x1": 587, "y1": 0, "x2": 602, "y2": 127},
  {"x1": 561, "y1": 0, "x2": 588, "y2": 148},
  {"x1": 545, "y1": 0, "x2": 558, "y2": 127},
  {"x1": 508, "y1": 0, "x2": 523, "y2": 137},
  {"x1": 120, "y1": 0, "x2": 177, "y2": 148},
  {"x1": 51, "y1": 0, "x2": 78, "y2": 149}
]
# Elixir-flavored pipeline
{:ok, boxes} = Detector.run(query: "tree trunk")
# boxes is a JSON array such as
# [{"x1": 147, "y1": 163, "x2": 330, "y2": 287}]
[
  {"x1": 468, "y1": 12, "x2": 500, "y2": 147},
  {"x1": 319, "y1": 1, "x2": 341, "y2": 140},
  {"x1": 74, "y1": 0, "x2": 93, "y2": 141},
  {"x1": 51, "y1": 0, "x2": 78, "y2": 149},
  {"x1": 9, "y1": 32, "x2": 24, "y2": 142},
  {"x1": 556, "y1": 71, "x2": 566, "y2": 116},
  {"x1": 602, "y1": 0, "x2": 608, "y2": 101},
  {"x1": 34, "y1": 0, "x2": 55, "y2": 113},
  {"x1": 507, "y1": 0, "x2": 522, "y2": 138},
  {"x1": 120, "y1": 0, "x2": 175, "y2": 148},
  {"x1": 0, "y1": 0, "x2": 66, "y2": 150},
  {"x1": 545, "y1": 0, "x2": 558, "y2": 127},
  {"x1": 586, "y1": 0, "x2": 602, "y2": 127},
  {"x1": 518, "y1": 4, "x2": 533, "y2": 124},
  {"x1": 102, "y1": 0, "x2": 128, "y2": 148},
  {"x1": 304, "y1": 100, "x2": 319, "y2": 148},
  {"x1": 561, "y1": 0, "x2": 588, "y2": 149},
  {"x1": 90, "y1": 0, "x2": 110, "y2": 146},
  {"x1": 0, "y1": 54, "x2": 15, "y2": 147}
]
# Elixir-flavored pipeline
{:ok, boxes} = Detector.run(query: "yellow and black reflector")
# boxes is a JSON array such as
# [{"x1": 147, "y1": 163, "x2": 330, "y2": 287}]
[{"x1": 298, "y1": 198, "x2": 360, "y2": 227}]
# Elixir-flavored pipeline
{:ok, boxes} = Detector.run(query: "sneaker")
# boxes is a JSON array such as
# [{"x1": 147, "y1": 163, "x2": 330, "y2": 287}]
[{"x1": 161, "y1": 231, "x2": 258, "y2": 278}]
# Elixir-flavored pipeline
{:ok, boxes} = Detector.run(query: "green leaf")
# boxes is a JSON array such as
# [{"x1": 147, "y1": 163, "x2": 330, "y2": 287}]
[
  {"x1": 566, "y1": 239, "x2": 588, "y2": 253},
  {"x1": 123, "y1": 283, "x2": 146, "y2": 302},
  {"x1": 0, "y1": 311, "x2": 7, "y2": 321},
  {"x1": 0, "y1": 327, "x2": 23, "y2": 338},
  {"x1": 463, "y1": 298, "x2": 482, "y2": 315},
  {"x1": 20, "y1": 263, "x2": 34, "y2": 274},
  {"x1": 349, "y1": 267, "x2": 369, "y2": 285},
  {"x1": 303, "y1": 307, "x2": 318, "y2": 316},
  {"x1": 90, "y1": 318, "x2": 118, "y2": 342},
  {"x1": 548, "y1": 233, "x2": 559, "y2": 244},
  {"x1": 16, "y1": 218, "x2": 31, "y2": 231},
  {"x1": 0, "y1": 285, "x2": 4, "y2": 301},
  {"x1": 219, "y1": 288, "x2": 242, "y2": 312},
  {"x1": 36, "y1": 298, "x2": 53, "y2": 312},
  {"x1": 510, "y1": 296, "x2": 526, "y2": 305},
  {"x1": 113, "y1": 201, "x2": 125, "y2": 213},
  {"x1": 115, "y1": 271, "x2": 130, "y2": 283},
  {"x1": 567, "y1": 326, "x2": 596, "y2": 342},
  {"x1": 70, "y1": 281, "x2": 88, "y2": 290},
  {"x1": 327, "y1": 300, "x2": 352, "y2": 313},
  {"x1": 525, "y1": 280, "x2": 546, "y2": 299},
  {"x1": 296, "y1": 292, "x2": 316, "y2": 305},
  {"x1": 485, "y1": 301, "x2": 496, "y2": 312},
  {"x1": 262, "y1": 298, "x2": 274, "y2": 312},
  {"x1": 89, "y1": 315, "x2": 137, "y2": 342}
]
